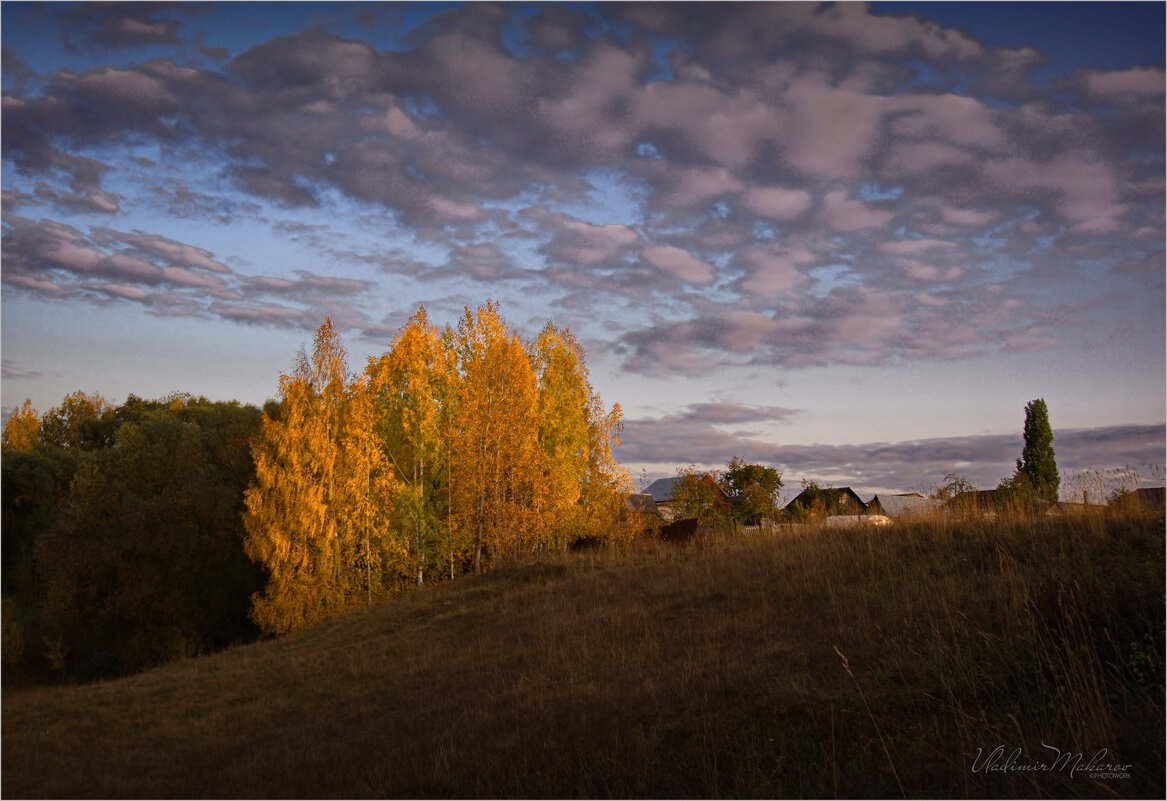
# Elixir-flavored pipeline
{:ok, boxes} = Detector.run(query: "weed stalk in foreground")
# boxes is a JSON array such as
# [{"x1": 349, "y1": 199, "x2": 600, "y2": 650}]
[{"x1": 835, "y1": 644, "x2": 906, "y2": 799}]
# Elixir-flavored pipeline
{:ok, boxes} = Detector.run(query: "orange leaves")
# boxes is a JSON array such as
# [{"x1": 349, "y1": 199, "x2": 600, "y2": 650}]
[
  {"x1": 244, "y1": 302, "x2": 631, "y2": 633},
  {"x1": 2, "y1": 400, "x2": 40, "y2": 453}
]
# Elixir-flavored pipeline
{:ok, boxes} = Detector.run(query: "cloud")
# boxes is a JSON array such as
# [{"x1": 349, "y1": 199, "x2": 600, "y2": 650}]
[
  {"x1": 641, "y1": 245, "x2": 715, "y2": 285},
  {"x1": 1, "y1": 2, "x2": 1161, "y2": 382},
  {"x1": 55, "y1": 3, "x2": 185, "y2": 50},
  {"x1": 0, "y1": 216, "x2": 381, "y2": 331},
  {"x1": 742, "y1": 186, "x2": 813, "y2": 220},
  {"x1": 1, "y1": 359, "x2": 56, "y2": 381},
  {"x1": 522, "y1": 207, "x2": 641, "y2": 269},
  {"x1": 1081, "y1": 66, "x2": 1165, "y2": 101},
  {"x1": 821, "y1": 190, "x2": 897, "y2": 231}
]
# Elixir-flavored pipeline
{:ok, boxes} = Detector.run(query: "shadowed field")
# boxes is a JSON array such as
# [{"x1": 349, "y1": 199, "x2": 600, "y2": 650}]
[{"x1": 3, "y1": 512, "x2": 1163, "y2": 799}]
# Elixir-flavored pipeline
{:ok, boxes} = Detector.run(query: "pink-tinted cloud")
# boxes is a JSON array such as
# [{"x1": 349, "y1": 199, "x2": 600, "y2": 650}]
[
  {"x1": 736, "y1": 246, "x2": 814, "y2": 298},
  {"x1": 641, "y1": 245, "x2": 715, "y2": 285},
  {"x1": 742, "y1": 186, "x2": 813, "y2": 220},
  {"x1": 1082, "y1": 66, "x2": 1165, "y2": 100},
  {"x1": 822, "y1": 190, "x2": 896, "y2": 231},
  {"x1": 1, "y1": 2, "x2": 1161, "y2": 385},
  {"x1": 983, "y1": 154, "x2": 1125, "y2": 231}
]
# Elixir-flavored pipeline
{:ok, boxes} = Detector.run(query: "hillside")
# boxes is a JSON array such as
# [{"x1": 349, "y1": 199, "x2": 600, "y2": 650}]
[{"x1": 3, "y1": 513, "x2": 1163, "y2": 799}]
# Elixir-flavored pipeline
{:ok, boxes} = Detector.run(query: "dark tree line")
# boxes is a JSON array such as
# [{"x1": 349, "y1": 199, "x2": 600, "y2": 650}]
[{"x1": 2, "y1": 392, "x2": 267, "y2": 682}]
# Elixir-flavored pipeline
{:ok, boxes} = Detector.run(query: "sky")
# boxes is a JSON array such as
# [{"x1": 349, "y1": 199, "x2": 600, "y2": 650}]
[{"x1": 2, "y1": 1, "x2": 1164, "y2": 500}]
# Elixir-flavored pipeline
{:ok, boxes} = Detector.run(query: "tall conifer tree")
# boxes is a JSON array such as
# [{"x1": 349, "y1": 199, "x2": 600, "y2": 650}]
[{"x1": 1016, "y1": 398, "x2": 1059, "y2": 503}]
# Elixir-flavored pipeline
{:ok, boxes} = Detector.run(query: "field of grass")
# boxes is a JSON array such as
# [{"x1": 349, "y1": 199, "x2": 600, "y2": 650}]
[{"x1": 3, "y1": 511, "x2": 1163, "y2": 799}]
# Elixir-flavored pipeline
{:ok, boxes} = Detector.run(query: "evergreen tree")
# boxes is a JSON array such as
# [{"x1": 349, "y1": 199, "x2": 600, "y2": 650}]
[{"x1": 1016, "y1": 398, "x2": 1059, "y2": 503}]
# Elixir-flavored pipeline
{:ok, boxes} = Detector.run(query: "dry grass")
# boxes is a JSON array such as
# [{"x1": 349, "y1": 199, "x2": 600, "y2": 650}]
[{"x1": 3, "y1": 512, "x2": 1163, "y2": 798}]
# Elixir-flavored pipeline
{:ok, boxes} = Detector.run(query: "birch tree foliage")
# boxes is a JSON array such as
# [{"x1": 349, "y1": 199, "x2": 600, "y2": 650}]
[
  {"x1": 582, "y1": 392, "x2": 635, "y2": 541},
  {"x1": 448, "y1": 302, "x2": 540, "y2": 572},
  {"x1": 340, "y1": 374, "x2": 406, "y2": 605},
  {"x1": 367, "y1": 305, "x2": 449, "y2": 587},
  {"x1": 243, "y1": 304, "x2": 634, "y2": 629},
  {"x1": 244, "y1": 318, "x2": 352, "y2": 635},
  {"x1": 531, "y1": 323, "x2": 597, "y2": 549}
]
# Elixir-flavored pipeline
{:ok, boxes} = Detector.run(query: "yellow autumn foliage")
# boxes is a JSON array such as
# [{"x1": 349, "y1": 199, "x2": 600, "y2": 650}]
[{"x1": 244, "y1": 304, "x2": 630, "y2": 634}]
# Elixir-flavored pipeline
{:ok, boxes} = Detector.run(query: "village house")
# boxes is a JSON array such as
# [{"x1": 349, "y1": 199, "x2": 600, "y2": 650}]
[
  {"x1": 784, "y1": 486, "x2": 867, "y2": 518},
  {"x1": 866, "y1": 493, "x2": 945, "y2": 519},
  {"x1": 642, "y1": 476, "x2": 683, "y2": 522}
]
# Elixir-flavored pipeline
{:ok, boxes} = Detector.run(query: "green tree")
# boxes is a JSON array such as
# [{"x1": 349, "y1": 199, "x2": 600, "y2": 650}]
[
  {"x1": 722, "y1": 457, "x2": 782, "y2": 526},
  {"x1": 29, "y1": 397, "x2": 264, "y2": 678},
  {"x1": 39, "y1": 391, "x2": 116, "y2": 450},
  {"x1": 1016, "y1": 398, "x2": 1059, "y2": 503},
  {"x1": 670, "y1": 466, "x2": 732, "y2": 532}
]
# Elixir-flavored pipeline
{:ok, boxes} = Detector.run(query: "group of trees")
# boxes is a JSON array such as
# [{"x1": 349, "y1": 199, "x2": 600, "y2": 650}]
[
  {"x1": 2, "y1": 392, "x2": 266, "y2": 681},
  {"x1": 242, "y1": 302, "x2": 631, "y2": 635},
  {"x1": 0, "y1": 348, "x2": 1067, "y2": 681},
  {"x1": 1, "y1": 301, "x2": 632, "y2": 678}
]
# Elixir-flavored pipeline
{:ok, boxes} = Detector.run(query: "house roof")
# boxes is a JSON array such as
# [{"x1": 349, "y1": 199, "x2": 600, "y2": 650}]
[
  {"x1": 869, "y1": 494, "x2": 944, "y2": 518},
  {"x1": 625, "y1": 493, "x2": 658, "y2": 513},
  {"x1": 643, "y1": 474, "x2": 733, "y2": 503},
  {"x1": 785, "y1": 486, "x2": 866, "y2": 511},
  {"x1": 643, "y1": 476, "x2": 682, "y2": 502}
]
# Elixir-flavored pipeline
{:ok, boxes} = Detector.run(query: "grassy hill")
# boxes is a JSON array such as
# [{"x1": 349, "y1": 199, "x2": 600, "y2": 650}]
[{"x1": 3, "y1": 512, "x2": 1163, "y2": 798}]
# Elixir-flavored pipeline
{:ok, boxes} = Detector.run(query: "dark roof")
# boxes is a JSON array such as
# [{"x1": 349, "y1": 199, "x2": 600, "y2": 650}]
[
  {"x1": 949, "y1": 489, "x2": 1004, "y2": 510},
  {"x1": 643, "y1": 474, "x2": 733, "y2": 503},
  {"x1": 643, "y1": 476, "x2": 682, "y2": 502},
  {"x1": 785, "y1": 486, "x2": 866, "y2": 512},
  {"x1": 625, "y1": 494, "x2": 658, "y2": 513}
]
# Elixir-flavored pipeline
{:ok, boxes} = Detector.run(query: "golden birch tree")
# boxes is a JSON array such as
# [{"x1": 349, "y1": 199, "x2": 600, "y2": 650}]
[
  {"x1": 339, "y1": 374, "x2": 406, "y2": 606},
  {"x1": 448, "y1": 302, "x2": 540, "y2": 572},
  {"x1": 365, "y1": 305, "x2": 451, "y2": 588},
  {"x1": 243, "y1": 317, "x2": 352, "y2": 634},
  {"x1": 531, "y1": 323, "x2": 593, "y2": 551},
  {"x1": 581, "y1": 391, "x2": 634, "y2": 542}
]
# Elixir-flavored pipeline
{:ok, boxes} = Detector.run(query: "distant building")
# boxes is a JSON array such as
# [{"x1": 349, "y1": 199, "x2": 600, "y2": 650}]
[
  {"x1": 866, "y1": 494, "x2": 945, "y2": 519},
  {"x1": 624, "y1": 493, "x2": 658, "y2": 515},
  {"x1": 785, "y1": 486, "x2": 867, "y2": 517},
  {"x1": 643, "y1": 477, "x2": 683, "y2": 503},
  {"x1": 948, "y1": 489, "x2": 1006, "y2": 517},
  {"x1": 642, "y1": 476, "x2": 683, "y2": 521}
]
